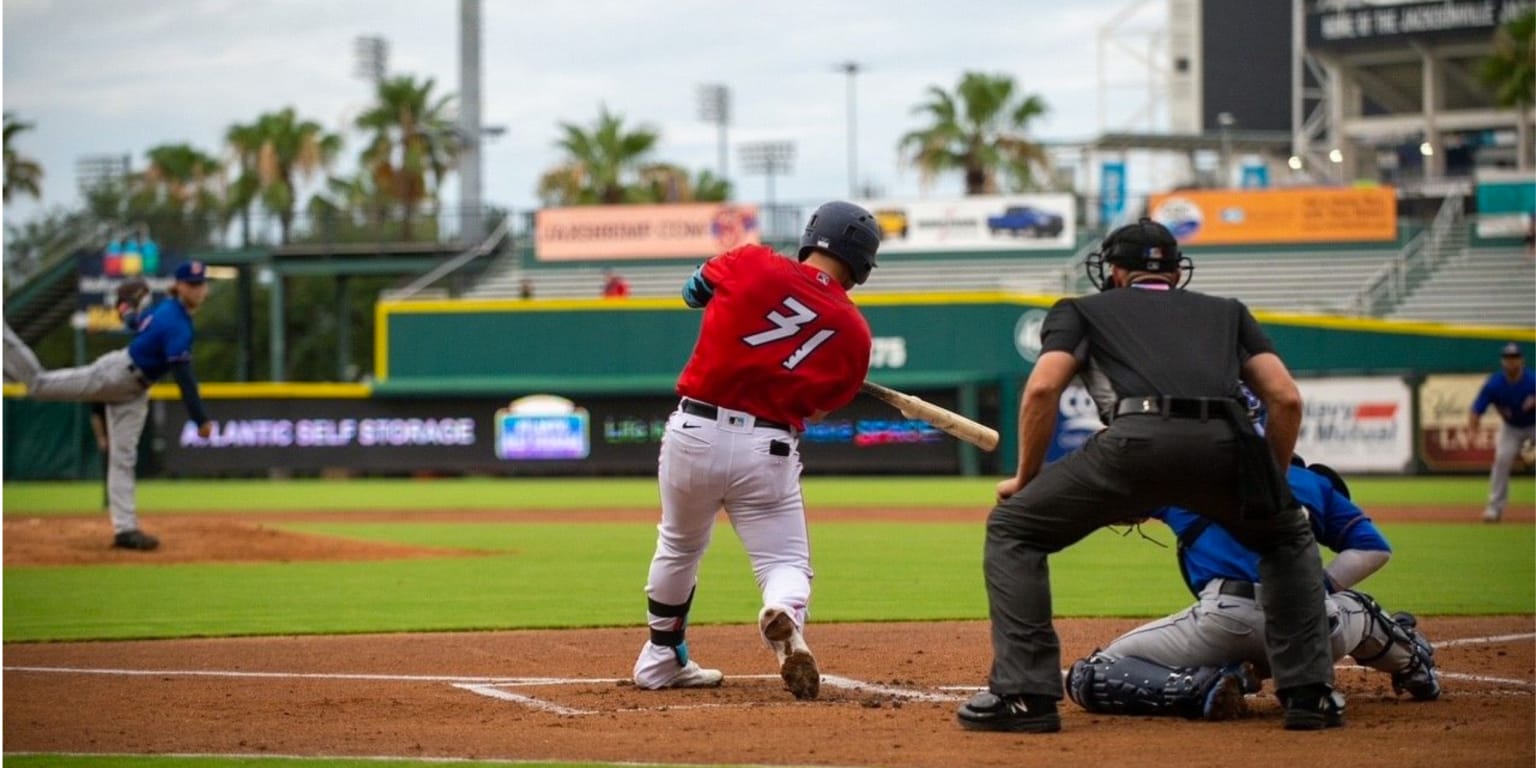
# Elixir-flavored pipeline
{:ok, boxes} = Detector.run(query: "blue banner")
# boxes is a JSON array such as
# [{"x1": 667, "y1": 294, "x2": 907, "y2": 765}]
[{"x1": 1099, "y1": 161, "x2": 1127, "y2": 224}]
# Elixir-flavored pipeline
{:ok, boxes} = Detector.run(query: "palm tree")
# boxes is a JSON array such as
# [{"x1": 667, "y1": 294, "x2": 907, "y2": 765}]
[
  {"x1": 547, "y1": 106, "x2": 660, "y2": 204},
  {"x1": 354, "y1": 75, "x2": 459, "y2": 240},
  {"x1": 1481, "y1": 10, "x2": 1535, "y2": 170},
  {"x1": 4, "y1": 112, "x2": 44, "y2": 204},
  {"x1": 899, "y1": 72, "x2": 1050, "y2": 194},
  {"x1": 225, "y1": 119, "x2": 265, "y2": 246},
  {"x1": 254, "y1": 107, "x2": 343, "y2": 243},
  {"x1": 134, "y1": 143, "x2": 224, "y2": 249}
]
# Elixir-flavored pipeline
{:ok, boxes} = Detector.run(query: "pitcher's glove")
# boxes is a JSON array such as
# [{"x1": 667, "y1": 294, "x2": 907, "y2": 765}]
[{"x1": 115, "y1": 278, "x2": 152, "y2": 318}]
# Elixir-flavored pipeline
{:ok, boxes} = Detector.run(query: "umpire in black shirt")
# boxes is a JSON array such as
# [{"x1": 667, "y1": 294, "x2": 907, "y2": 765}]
[{"x1": 957, "y1": 219, "x2": 1338, "y2": 733}]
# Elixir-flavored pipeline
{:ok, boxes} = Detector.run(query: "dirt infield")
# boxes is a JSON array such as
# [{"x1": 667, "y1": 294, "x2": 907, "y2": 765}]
[{"x1": 3, "y1": 506, "x2": 1533, "y2": 767}]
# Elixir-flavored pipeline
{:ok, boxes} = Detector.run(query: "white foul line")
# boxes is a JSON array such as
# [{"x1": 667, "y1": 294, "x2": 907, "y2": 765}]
[
  {"x1": 1437, "y1": 632, "x2": 1535, "y2": 648},
  {"x1": 821, "y1": 674, "x2": 966, "y2": 703},
  {"x1": 450, "y1": 684, "x2": 595, "y2": 716}
]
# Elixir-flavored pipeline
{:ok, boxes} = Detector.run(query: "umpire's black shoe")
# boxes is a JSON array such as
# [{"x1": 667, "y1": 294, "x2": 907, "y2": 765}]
[
  {"x1": 1279, "y1": 686, "x2": 1345, "y2": 730},
  {"x1": 957, "y1": 691, "x2": 1061, "y2": 733},
  {"x1": 112, "y1": 529, "x2": 160, "y2": 551}
]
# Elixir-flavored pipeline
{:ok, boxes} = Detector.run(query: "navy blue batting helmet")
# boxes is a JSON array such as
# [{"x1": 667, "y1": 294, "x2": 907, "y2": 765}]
[{"x1": 798, "y1": 201, "x2": 881, "y2": 285}]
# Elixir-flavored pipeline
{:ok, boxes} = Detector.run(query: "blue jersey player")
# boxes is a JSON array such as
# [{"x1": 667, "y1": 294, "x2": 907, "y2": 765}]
[
  {"x1": 1065, "y1": 460, "x2": 1441, "y2": 720},
  {"x1": 4, "y1": 260, "x2": 214, "y2": 550},
  {"x1": 1469, "y1": 343, "x2": 1535, "y2": 523}
]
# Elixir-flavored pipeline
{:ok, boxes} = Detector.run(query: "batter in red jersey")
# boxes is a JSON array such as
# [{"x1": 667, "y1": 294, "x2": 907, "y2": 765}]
[{"x1": 632, "y1": 201, "x2": 882, "y2": 699}]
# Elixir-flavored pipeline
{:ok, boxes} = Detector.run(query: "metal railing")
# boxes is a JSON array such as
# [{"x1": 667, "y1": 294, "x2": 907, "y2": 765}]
[
  {"x1": 1348, "y1": 195, "x2": 1465, "y2": 317},
  {"x1": 390, "y1": 214, "x2": 512, "y2": 300}
]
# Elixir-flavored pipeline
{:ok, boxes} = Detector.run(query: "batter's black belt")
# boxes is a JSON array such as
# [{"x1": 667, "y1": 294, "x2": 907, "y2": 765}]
[
  {"x1": 1217, "y1": 579, "x2": 1257, "y2": 599},
  {"x1": 126, "y1": 363, "x2": 151, "y2": 389},
  {"x1": 680, "y1": 398, "x2": 791, "y2": 432},
  {"x1": 1114, "y1": 395, "x2": 1233, "y2": 421}
]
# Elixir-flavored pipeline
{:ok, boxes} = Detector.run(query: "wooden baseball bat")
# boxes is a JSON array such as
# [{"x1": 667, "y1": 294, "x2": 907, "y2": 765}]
[{"x1": 860, "y1": 380, "x2": 1000, "y2": 452}]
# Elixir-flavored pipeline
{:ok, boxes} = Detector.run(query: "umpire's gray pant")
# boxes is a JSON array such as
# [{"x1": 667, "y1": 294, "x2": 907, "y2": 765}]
[
  {"x1": 4, "y1": 324, "x2": 151, "y2": 534},
  {"x1": 983, "y1": 416, "x2": 1334, "y2": 700}
]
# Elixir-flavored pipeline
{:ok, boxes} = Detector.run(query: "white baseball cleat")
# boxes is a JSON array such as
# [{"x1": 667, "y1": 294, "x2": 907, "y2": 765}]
[
  {"x1": 1482, "y1": 507, "x2": 1502, "y2": 523},
  {"x1": 655, "y1": 660, "x2": 724, "y2": 689},
  {"x1": 632, "y1": 642, "x2": 723, "y2": 689},
  {"x1": 760, "y1": 605, "x2": 820, "y2": 700}
]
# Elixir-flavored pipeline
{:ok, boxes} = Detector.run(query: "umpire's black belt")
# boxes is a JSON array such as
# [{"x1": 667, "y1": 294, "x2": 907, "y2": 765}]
[
  {"x1": 680, "y1": 399, "x2": 792, "y2": 432},
  {"x1": 1217, "y1": 579, "x2": 1257, "y2": 599},
  {"x1": 1114, "y1": 395, "x2": 1231, "y2": 421}
]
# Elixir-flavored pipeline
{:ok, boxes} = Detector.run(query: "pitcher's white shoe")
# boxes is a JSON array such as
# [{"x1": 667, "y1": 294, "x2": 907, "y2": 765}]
[
  {"x1": 632, "y1": 641, "x2": 723, "y2": 689},
  {"x1": 760, "y1": 605, "x2": 819, "y2": 700},
  {"x1": 1483, "y1": 507, "x2": 1503, "y2": 523}
]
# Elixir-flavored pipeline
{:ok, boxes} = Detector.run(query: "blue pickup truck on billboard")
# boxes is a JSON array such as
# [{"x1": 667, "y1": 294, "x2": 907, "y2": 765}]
[{"x1": 986, "y1": 205, "x2": 1065, "y2": 238}]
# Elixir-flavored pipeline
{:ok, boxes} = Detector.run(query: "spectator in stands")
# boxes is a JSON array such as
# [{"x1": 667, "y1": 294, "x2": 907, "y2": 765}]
[
  {"x1": 602, "y1": 269, "x2": 631, "y2": 299},
  {"x1": 1469, "y1": 342, "x2": 1536, "y2": 523},
  {"x1": 519, "y1": 278, "x2": 535, "y2": 300}
]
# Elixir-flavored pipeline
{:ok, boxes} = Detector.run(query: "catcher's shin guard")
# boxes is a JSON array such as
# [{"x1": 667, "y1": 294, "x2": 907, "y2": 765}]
[
  {"x1": 1068, "y1": 653, "x2": 1249, "y2": 720},
  {"x1": 1339, "y1": 590, "x2": 1440, "y2": 701}
]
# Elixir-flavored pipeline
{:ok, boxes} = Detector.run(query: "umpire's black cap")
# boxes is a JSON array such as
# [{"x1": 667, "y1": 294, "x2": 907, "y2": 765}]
[{"x1": 1102, "y1": 218, "x2": 1182, "y2": 273}]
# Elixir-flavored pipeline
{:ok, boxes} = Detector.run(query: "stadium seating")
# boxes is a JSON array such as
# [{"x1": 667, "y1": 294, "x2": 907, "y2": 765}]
[{"x1": 1387, "y1": 245, "x2": 1535, "y2": 327}]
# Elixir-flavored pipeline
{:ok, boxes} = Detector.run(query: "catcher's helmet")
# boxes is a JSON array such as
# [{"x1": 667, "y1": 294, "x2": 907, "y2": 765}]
[
  {"x1": 1085, "y1": 218, "x2": 1193, "y2": 291},
  {"x1": 798, "y1": 201, "x2": 881, "y2": 285}
]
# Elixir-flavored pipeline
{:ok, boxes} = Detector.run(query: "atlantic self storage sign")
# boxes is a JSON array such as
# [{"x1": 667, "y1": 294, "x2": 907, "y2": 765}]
[
  {"x1": 1293, "y1": 377, "x2": 1413, "y2": 473},
  {"x1": 535, "y1": 203, "x2": 761, "y2": 261},
  {"x1": 1149, "y1": 187, "x2": 1397, "y2": 246}
]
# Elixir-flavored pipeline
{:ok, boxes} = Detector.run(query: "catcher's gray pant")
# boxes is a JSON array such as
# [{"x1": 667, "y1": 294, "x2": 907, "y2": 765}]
[
  {"x1": 1487, "y1": 421, "x2": 1535, "y2": 517},
  {"x1": 1097, "y1": 579, "x2": 1417, "y2": 678},
  {"x1": 984, "y1": 417, "x2": 1333, "y2": 701},
  {"x1": 4, "y1": 325, "x2": 151, "y2": 534}
]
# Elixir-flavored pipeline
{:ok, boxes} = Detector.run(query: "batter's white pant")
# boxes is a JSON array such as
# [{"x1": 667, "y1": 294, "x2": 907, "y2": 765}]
[
  {"x1": 4, "y1": 324, "x2": 151, "y2": 534},
  {"x1": 1098, "y1": 578, "x2": 1415, "y2": 679},
  {"x1": 634, "y1": 402, "x2": 810, "y2": 687},
  {"x1": 1487, "y1": 421, "x2": 1535, "y2": 518}
]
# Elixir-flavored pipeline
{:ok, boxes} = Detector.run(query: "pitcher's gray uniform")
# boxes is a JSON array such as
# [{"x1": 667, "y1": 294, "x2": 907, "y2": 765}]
[{"x1": 3, "y1": 260, "x2": 214, "y2": 549}]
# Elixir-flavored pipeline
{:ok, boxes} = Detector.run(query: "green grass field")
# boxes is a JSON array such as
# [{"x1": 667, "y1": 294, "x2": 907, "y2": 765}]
[{"x1": 3, "y1": 476, "x2": 1533, "y2": 642}]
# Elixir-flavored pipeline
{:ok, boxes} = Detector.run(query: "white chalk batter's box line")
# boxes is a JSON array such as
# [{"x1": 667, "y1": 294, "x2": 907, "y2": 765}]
[{"x1": 6, "y1": 630, "x2": 1532, "y2": 716}]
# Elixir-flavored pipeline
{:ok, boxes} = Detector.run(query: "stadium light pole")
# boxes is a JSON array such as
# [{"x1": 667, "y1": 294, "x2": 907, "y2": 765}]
[
  {"x1": 837, "y1": 61, "x2": 861, "y2": 198},
  {"x1": 697, "y1": 84, "x2": 731, "y2": 187},
  {"x1": 739, "y1": 141, "x2": 796, "y2": 238}
]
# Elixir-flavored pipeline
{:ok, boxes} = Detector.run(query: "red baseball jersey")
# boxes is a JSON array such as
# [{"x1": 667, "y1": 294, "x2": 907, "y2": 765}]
[{"x1": 676, "y1": 244, "x2": 872, "y2": 430}]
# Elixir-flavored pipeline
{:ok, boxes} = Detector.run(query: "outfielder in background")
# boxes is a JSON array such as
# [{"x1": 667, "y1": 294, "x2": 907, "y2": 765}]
[
  {"x1": 1468, "y1": 342, "x2": 1535, "y2": 523},
  {"x1": 1066, "y1": 456, "x2": 1440, "y2": 720},
  {"x1": 631, "y1": 201, "x2": 881, "y2": 699},
  {"x1": 2, "y1": 260, "x2": 215, "y2": 550}
]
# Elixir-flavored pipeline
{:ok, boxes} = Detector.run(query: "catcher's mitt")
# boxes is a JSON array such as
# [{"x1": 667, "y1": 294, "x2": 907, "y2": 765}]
[{"x1": 114, "y1": 278, "x2": 152, "y2": 317}]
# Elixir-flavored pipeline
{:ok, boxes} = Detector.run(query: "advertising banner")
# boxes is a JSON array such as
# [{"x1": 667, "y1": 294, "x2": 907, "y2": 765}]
[
  {"x1": 159, "y1": 392, "x2": 980, "y2": 476},
  {"x1": 74, "y1": 241, "x2": 186, "y2": 333},
  {"x1": 1046, "y1": 384, "x2": 1106, "y2": 463},
  {"x1": 851, "y1": 195, "x2": 1076, "y2": 253},
  {"x1": 1099, "y1": 162, "x2": 1127, "y2": 226},
  {"x1": 534, "y1": 203, "x2": 760, "y2": 261},
  {"x1": 1419, "y1": 374, "x2": 1500, "y2": 471},
  {"x1": 1148, "y1": 187, "x2": 1397, "y2": 245},
  {"x1": 1294, "y1": 377, "x2": 1413, "y2": 473}
]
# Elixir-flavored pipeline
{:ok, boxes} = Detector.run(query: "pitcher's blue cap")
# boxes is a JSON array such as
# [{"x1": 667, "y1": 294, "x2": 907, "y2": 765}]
[{"x1": 174, "y1": 260, "x2": 207, "y2": 284}]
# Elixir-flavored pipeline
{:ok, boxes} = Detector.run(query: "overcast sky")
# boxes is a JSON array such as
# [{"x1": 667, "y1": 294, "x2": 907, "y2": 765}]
[{"x1": 2, "y1": 0, "x2": 1166, "y2": 227}]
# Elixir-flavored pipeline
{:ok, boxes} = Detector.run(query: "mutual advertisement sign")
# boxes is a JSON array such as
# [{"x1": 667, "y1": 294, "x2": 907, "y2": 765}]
[
  {"x1": 1148, "y1": 187, "x2": 1397, "y2": 245},
  {"x1": 534, "y1": 203, "x2": 761, "y2": 261},
  {"x1": 1294, "y1": 377, "x2": 1413, "y2": 473},
  {"x1": 160, "y1": 392, "x2": 983, "y2": 475},
  {"x1": 852, "y1": 195, "x2": 1075, "y2": 253},
  {"x1": 1419, "y1": 374, "x2": 1500, "y2": 471}
]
